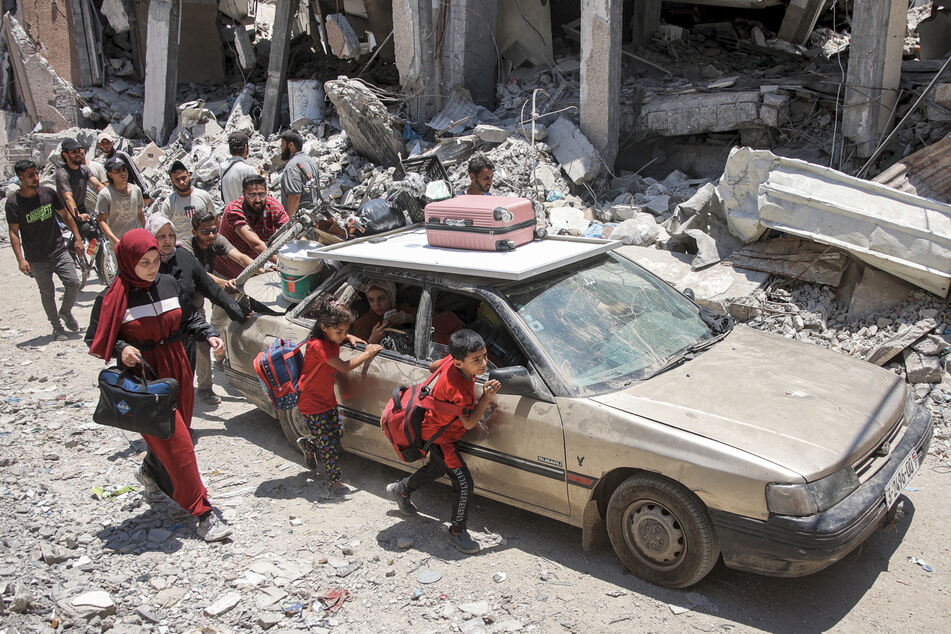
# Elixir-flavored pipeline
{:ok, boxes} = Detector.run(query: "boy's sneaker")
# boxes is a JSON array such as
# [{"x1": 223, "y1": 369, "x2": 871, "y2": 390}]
[
  {"x1": 196, "y1": 511, "x2": 233, "y2": 542},
  {"x1": 52, "y1": 325, "x2": 68, "y2": 341},
  {"x1": 59, "y1": 312, "x2": 79, "y2": 332},
  {"x1": 447, "y1": 529, "x2": 480, "y2": 555},
  {"x1": 386, "y1": 482, "x2": 418, "y2": 516},
  {"x1": 296, "y1": 437, "x2": 317, "y2": 470},
  {"x1": 134, "y1": 465, "x2": 163, "y2": 499}
]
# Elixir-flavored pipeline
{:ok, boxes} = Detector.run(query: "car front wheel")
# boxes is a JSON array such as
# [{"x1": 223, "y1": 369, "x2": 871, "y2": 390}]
[
  {"x1": 606, "y1": 472, "x2": 719, "y2": 588},
  {"x1": 277, "y1": 407, "x2": 310, "y2": 449}
]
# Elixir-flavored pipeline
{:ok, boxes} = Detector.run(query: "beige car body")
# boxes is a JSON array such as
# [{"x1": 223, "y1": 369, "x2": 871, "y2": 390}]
[{"x1": 224, "y1": 244, "x2": 932, "y2": 586}]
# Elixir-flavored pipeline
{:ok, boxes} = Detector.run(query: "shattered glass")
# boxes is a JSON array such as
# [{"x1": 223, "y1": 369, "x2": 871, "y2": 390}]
[{"x1": 504, "y1": 254, "x2": 713, "y2": 395}]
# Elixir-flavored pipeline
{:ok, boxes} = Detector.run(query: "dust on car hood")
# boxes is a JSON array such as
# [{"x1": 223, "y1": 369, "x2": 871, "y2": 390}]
[{"x1": 590, "y1": 325, "x2": 906, "y2": 481}]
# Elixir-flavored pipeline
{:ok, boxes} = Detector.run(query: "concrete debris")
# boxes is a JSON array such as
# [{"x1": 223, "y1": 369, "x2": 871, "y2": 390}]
[
  {"x1": 324, "y1": 76, "x2": 405, "y2": 168},
  {"x1": 288, "y1": 80, "x2": 326, "y2": 124},
  {"x1": 639, "y1": 91, "x2": 783, "y2": 137},
  {"x1": 873, "y1": 134, "x2": 951, "y2": 205},
  {"x1": 846, "y1": 267, "x2": 917, "y2": 320},
  {"x1": 428, "y1": 88, "x2": 495, "y2": 135},
  {"x1": 617, "y1": 245, "x2": 769, "y2": 315},
  {"x1": 1, "y1": 14, "x2": 90, "y2": 133},
  {"x1": 724, "y1": 238, "x2": 848, "y2": 287},
  {"x1": 904, "y1": 349, "x2": 945, "y2": 384},
  {"x1": 326, "y1": 14, "x2": 363, "y2": 60},
  {"x1": 233, "y1": 25, "x2": 258, "y2": 73},
  {"x1": 719, "y1": 147, "x2": 951, "y2": 297},
  {"x1": 474, "y1": 125, "x2": 513, "y2": 144},
  {"x1": 546, "y1": 116, "x2": 600, "y2": 185},
  {"x1": 548, "y1": 206, "x2": 590, "y2": 235},
  {"x1": 100, "y1": 0, "x2": 132, "y2": 34},
  {"x1": 865, "y1": 319, "x2": 938, "y2": 367}
]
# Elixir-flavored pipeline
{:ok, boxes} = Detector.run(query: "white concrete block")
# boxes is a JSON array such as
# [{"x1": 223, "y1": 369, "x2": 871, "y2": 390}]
[{"x1": 547, "y1": 116, "x2": 600, "y2": 185}]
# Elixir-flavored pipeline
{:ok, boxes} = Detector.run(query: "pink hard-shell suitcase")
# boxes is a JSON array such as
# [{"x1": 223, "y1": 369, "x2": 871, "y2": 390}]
[{"x1": 424, "y1": 195, "x2": 537, "y2": 251}]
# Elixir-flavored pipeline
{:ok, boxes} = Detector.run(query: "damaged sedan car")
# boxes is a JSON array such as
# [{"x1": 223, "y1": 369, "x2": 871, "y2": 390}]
[{"x1": 223, "y1": 227, "x2": 932, "y2": 588}]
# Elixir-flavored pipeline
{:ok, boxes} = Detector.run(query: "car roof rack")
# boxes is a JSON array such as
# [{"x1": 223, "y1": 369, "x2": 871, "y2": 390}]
[{"x1": 303, "y1": 226, "x2": 620, "y2": 281}]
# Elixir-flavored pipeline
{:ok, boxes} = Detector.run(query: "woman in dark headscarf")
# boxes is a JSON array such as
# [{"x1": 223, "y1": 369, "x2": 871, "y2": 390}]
[
  {"x1": 146, "y1": 215, "x2": 249, "y2": 405},
  {"x1": 85, "y1": 229, "x2": 232, "y2": 542}
]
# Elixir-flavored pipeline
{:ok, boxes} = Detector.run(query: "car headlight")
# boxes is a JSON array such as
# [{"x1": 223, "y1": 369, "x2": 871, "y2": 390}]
[{"x1": 766, "y1": 468, "x2": 860, "y2": 516}]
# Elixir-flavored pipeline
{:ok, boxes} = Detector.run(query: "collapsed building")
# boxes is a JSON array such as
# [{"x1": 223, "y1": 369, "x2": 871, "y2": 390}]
[{"x1": 0, "y1": 1, "x2": 948, "y2": 424}]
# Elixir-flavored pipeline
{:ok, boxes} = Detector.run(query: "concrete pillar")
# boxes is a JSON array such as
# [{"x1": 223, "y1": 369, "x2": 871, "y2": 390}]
[
  {"x1": 260, "y1": 0, "x2": 296, "y2": 135},
  {"x1": 842, "y1": 0, "x2": 909, "y2": 159},
  {"x1": 777, "y1": 0, "x2": 826, "y2": 46},
  {"x1": 631, "y1": 0, "x2": 661, "y2": 48},
  {"x1": 142, "y1": 0, "x2": 180, "y2": 144},
  {"x1": 439, "y1": 0, "x2": 498, "y2": 107},
  {"x1": 392, "y1": 0, "x2": 438, "y2": 121},
  {"x1": 580, "y1": 0, "x2": 622, "y2": 167}
]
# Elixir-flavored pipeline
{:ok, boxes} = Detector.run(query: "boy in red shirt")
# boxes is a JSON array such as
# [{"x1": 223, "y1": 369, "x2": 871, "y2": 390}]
[{"x1": 386, "y1": 329, "x2": 501, "y2": 554}]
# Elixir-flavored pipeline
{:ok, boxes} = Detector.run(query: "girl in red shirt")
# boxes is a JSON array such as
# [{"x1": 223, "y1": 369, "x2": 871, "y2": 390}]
[{"x1": 297, "y1": 298, "x2": 382, "y2": 495}]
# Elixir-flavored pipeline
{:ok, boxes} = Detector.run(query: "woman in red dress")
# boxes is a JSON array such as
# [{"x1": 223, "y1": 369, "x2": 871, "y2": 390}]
[{"x1": 85, "y1": 229, "x2": 232, "y2": 541}]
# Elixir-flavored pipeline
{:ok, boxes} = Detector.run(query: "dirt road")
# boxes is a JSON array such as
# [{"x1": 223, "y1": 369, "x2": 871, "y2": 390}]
[{"x1": 0, "y1": 245, "x2": 948, "y2": 632}]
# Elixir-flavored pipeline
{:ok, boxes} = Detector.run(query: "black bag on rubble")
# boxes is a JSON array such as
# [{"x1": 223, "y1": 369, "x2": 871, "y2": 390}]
[
  {"x1": 93, "y1": 361, "x2": 178, "y2": 439},
  {"x1": 357, "y1": 198, "x2": 407, "y2": 235}
]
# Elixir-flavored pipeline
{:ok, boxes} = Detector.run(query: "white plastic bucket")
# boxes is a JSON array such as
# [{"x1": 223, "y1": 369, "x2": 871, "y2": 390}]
[{"x1": 277, "y1": 240, "x2": 322, "y2": 302}]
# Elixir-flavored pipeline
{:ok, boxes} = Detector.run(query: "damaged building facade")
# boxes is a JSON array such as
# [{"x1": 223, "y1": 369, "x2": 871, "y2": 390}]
[{"x1": 0, "y1": 2, "x2": 948, "y2": 423}]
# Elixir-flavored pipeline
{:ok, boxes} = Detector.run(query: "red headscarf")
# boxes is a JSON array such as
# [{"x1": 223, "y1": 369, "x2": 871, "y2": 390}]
[{"x1": 88, "y1": 229, "x2": 159, "y2": 361}]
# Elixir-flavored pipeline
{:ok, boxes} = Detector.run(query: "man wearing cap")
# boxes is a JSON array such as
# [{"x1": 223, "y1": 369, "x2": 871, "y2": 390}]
[
  {"x1": 54, "y1": 138, "x2": 105, "y2": 243},
  {"x1": 219, "y1": 132, "x2": 258, "y2": 205},
  {"x1": 278, "y1": 129, "x2": 320, "y2": 217},
  {"x1": 95, "y1": 132, "x2": 150, "y2": 204},
  {"x1": 157, "y1": 160, "x2": 216, "y2": 239},
  {"x1": 95, "y1": 157, "x2": 146, "y2": 246}
]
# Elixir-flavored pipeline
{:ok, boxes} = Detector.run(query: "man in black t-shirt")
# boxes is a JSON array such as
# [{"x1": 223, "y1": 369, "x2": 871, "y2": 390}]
[
  {"x1": 6, "y1": 160, "x2": 83, "y2": 340},
  {"x1": 54, "y1": 138, "x2": 104, "y2": 242}
]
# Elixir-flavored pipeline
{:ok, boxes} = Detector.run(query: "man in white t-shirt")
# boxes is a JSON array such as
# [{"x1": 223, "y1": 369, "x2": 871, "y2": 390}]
[
  {"x1": 96, "y1": 157, "x2": 146, "y2": 246},
  {"x1": 157, "y1": 160, "x2": 215, "y2": 238}
]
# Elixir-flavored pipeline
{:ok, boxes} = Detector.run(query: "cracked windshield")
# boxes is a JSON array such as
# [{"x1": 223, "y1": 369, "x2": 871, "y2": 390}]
[{"x1": 505, "y1": 254, "x2": 712, "y2": 394}]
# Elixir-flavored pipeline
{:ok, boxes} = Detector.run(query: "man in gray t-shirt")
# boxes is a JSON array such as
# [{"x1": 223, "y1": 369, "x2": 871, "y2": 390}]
[
  {"x1": 278, "y1": 129, "x2": 320, "y2": 216},
  {"x1": 96, "y1": 157, "x2": 145, "y2": 245},
  {"x1": 219, "y1": 132, "x2": 258, "y2": 205},
  {"x1": 157, "y1": 160, "x2": 215, "y2": 238}
]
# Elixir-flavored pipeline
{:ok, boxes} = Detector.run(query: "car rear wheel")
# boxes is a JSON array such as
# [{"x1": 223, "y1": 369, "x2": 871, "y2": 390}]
[
  {"x1": 606, "y1": 472, "x2": 719, "y2": 588},
  {"x1": 277, "y1": 407, "x2": 310, "y2": 449}
]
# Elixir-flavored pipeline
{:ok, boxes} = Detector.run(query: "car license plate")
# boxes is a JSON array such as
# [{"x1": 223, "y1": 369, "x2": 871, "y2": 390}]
[{"x1": 884, "y1": 448, "x2": 920, "y2": 509}]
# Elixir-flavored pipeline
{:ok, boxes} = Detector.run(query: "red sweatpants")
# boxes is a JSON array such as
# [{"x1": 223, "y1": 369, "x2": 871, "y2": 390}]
[{"x1": 143, "y1": 411, "x2": 211, "y2": 518}]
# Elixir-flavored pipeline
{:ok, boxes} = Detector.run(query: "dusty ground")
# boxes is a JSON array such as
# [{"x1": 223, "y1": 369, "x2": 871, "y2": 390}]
[{"x1": 0, "y1": 244, "x2": 949, "y2": 633}]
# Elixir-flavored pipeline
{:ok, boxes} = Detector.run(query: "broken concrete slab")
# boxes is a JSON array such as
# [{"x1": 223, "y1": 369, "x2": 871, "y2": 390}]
[
  {"x1": 639, "y1": 91, "x2": 768, "y2": 136},
  {"x1": 865, "y1": 318, "x2": 937, "y2": 366},
  {"x1": 547, "y1": 116, "x2": 600, "y2": 185},
  {"x1": 548, "y1": 207, "x2": 590, "y2": 235},
  {"x1": 616, "y1": 245, "x2": 769, "y2": 316},
  {"x1": 903, "y1": 349, "x2": 945, "y2": 384},
  {"x1": 846, "y1": 267, "x2": 916, "y2": 320},
  {"x1": 233, "y1": 25, "x2": 257, "y2": 72},
  {"x1": 101, "y1": 0, "x2": 133, "y2": 33},
  {"x1": 288, "y1": 80, "x2": 325, "y2": 124},
  {"x1": 474, "y1": 125, "x2": 512, "y2": 144},
  {"x1": 872, "y1": 134, "x2": 951, "y2": 205},
  {"x1": 724, "y1": 238, "x2": 848, "y2": 287},
  {"x1": 719, "y1": 147, "x2": 951, "y2": 297},
  {"x1": 324, "y1": 76, "x2": 405, "y2": 168},
  {"x1": 2, "y1": 14, "x2": 91, "y2": 133},
  {"x1": 326, "y1": 13, "x2": 363, "y2": 60}
]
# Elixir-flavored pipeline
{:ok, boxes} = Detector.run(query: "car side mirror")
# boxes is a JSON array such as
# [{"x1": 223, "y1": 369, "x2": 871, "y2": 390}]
[{"x1": 488, "y1": 366, "x2": 553, "y2": 402}]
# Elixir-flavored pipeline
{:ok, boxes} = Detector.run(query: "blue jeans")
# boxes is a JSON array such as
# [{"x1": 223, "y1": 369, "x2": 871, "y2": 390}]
[{"x1": 30, "y1": 249, "x2": 81, "y2": 327}]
